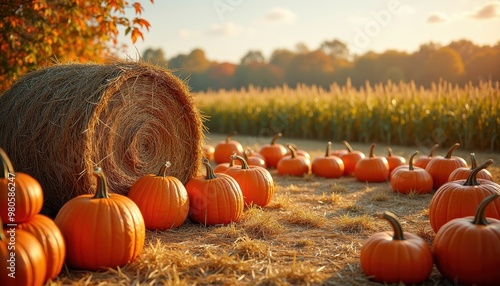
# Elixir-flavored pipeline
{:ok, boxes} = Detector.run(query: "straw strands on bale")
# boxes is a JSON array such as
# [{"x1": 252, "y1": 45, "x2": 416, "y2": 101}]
[{"x1": 0, "y1": 61, "x2": 205, "y2": 216}]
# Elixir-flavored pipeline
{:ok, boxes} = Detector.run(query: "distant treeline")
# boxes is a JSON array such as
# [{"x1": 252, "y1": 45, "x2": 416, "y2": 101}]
[{"x1": 142, "y1": 39, "x2": 500, "y2": 91}]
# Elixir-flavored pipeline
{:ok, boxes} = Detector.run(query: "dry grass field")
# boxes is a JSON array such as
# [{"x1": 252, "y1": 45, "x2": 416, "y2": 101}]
[{"x1": 51, "y1": 133, "x2": 500, "y2": 286}]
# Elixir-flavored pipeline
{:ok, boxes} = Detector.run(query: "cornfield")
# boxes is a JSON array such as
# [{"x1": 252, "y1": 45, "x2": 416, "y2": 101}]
[{"x1": 195, "y1": 80, "x2": 500, "y2": 151}]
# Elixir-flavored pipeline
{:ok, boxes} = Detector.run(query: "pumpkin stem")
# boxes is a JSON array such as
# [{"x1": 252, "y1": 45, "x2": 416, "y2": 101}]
[
  {"x1": 368, "y1": 143, "x2": 376, "y2": 158},
  {"x1": 379, "y1": 211, "x2": 405, "y2": 240},
  {"x1": 271, "y1": 133, "x2": 282, "y2": 145},
  {"x1": 92, "y1": 166, "x2": 110, "y2": 199},
  {"x1": 286, "y1": 144, "x2": 297, "y2": 158},
  {"x1": 202, "y1": 158, "x2": 217, "y2": 180},
  {"x1": 470, "y1": 153, "x2": 477, "y2": 170},
  {"x1": 157, "y1": 161, "x2": 171, "y2": 177},
  {"x1": 0, "y1": 148, "x2": 15, "y2": 179},
  {"x1": 230, "y1": 154, "x2": 250, "y2": 169},
  {"x1": 463, "y1": 159, "x2": 493, "y2": 186},
  {"x1": 342, "y1": 140, "x2": 354, "y2": 153},
  {"x1": 324, "y1": 142, "x2": 332, "y2": 157},
  {"x1": 444, "y1": 143, "x2": 460, "y2": 159},
  {"x1": 225, "y1": 131, "x2": 237, "y2": 143},
  {"x1": 470, "y1": 193, "x2": 499, "y2": 226},
  {"x1": 409, "y1": 151, "x2": 419, "y2": 171},
  {"x1": 386, "y1": 146, "x2": 394, "y2": 157},
  {"x1": 428, "y1": 144, "x2": 439, "y2": 157}
]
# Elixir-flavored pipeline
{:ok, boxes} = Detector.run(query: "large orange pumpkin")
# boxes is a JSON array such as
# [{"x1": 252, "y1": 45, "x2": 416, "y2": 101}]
[
  {"x1": 0, "y1": 148, "x2": 43, "y2": 223},
  {"x1": 259, "y1": 132, "x2": 287, "y2": 168},
  {"x1": 390, "y1": 151, "x2": 433, "y2": 194},
  {"x1": 425, "y1": 143, "x2": 467, "y2": 189},
  {"x1": 354, "y1": 144, "x2": 390, "y2": 182},
  {"x1": 185, "y1": 159, "x2": 244, "y2": 226},
  {"x1": 225, "y1": 154, "x2": 275, "y2": 207},
  {"x1": 128, "y1": 162, "x2": 190, "y2": 230},
  {"x1": 360, "y1": 211, "x2": 433, "y2": 284},
  {"x1": 55, "y1": 167, "x2": 145, "y2": 270},
  {"x1": 311, "y1": 142, "x2": 345, "y2": 178},
  {"x1": 213, "y1": 131, "x2": 244, "y2": 164},
  {"x1": 0, "y1": 217, "x2": 47, "y2": 286},
  {"x1": 17, "y1": 214, "x2": 66, "y2": 282},
  {"x1": 433, "y1": 193, "x2": 500, "y2": 285},
  {"x1": 428, "y1": 159, "x2": 500, "y2": 233}
]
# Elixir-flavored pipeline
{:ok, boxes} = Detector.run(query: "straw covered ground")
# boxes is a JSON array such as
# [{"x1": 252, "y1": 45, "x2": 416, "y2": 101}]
[{"x1": 50, "y1": 134, "x2": 500, "y2": 286}]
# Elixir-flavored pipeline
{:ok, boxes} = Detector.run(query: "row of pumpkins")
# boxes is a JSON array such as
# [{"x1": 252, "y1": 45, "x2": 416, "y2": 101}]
[
  {"x1": 0, "y1": 144, "x2": 275, "y2": 286},
  {"x1": 204, "y1": 132, "x2": 500, "y2": 285}
]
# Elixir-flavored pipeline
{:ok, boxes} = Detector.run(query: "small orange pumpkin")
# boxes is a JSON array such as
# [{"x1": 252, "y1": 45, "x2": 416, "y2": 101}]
[
  {"x1": 202, "y1": 145, "x2": 215, "y2": 161},
  {"x1": 55, "y1": 167, "x2": 145, "y2": 270},
  {"x1": 128, "y1": 162, "x2": 190, "y2": 230},
  {"x1": 0, "y1": 217, "x2": 47, "y2": 286},
  {"x1": 360, "y1": 211, "x2": 433, "y2": 284},
  {"x1": 225, "y1": 154, "x2": 275, "y2": 207},
  {"x1": 277, "y1": 144, "x2": 311, "y2": 177},
  {"x1": 185, "y1": 158, "x2": 244, "y2": 226},
  {"x1": 413, "y1": 144, "x2": 440, "y2": 169},
  {"x1": 433, "y1": 193, "x2": 500, "y2": 285},
  {"x1": 354, "y1": 144, "x2": 390, "y2": 182},
  {"x1": 390, "y1": 151, "x2": 433, "y2": 194},
  {"x1": 311, "y1": 142, "x2": 345, "y2": 178},
  {"x1": 339, "y1": 140, "x2": 365, "y2": 176},
  {"x1": 385, "y1": 146, "x2": 406, "y2": 174},
  {"x1": 448, "y1": 153, "x2": 493, "y2": 182},
  {"x1": 425, "y1": 143, "x2": 467, "y2": 189},
  {"x1": 213, "y1": 131, "x2": 244, "y2": 164},
  {"x1": 243, "y1": 148, "x2": 266, "y2": 168},
  {"x1": 0, "y1": 148, "x2": 43, "y2": 223},
  {"x1": 259, "y1": 133, "x2": 287, "y2": 168}
]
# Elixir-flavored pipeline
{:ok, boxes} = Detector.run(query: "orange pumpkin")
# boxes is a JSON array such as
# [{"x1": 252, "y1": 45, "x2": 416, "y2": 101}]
[
  {"x1": 354, "y1": 144, "x2": 390, "y2": 182},
  {"x1": 0, "y1": 148, "x2": 43, "y2": 223},
  {"x1": 433, "y1": 193, "x2": 500, "y2": 285},
  {"x1": 243, "y1": 148, "x2": 266, "y2": 168},
  {"x1": 259, "y1": 133, "x2": 287, "y2": 168},
  {"x1": 385, "y1": 146, "x2": 406, "y2": 174},
  {"x1": 0, "y1": 217, "x2": 47, "y2": 286},
  {"x1": 277, "y1": 144, "x2": 310, "y2": 177},
  {"x1": 428, "y1": 159, "x2": 500, "y2": 233},
  {"x1": 17, "y1": 214, "x2": 66, "y2": 282},
  {"x1": 225, "y1": 154, "x2": 274, "y2": 207},
  {"x1": 339, "y1": 140, "x2": 365, "y2": 176},
  {"x1": 185, "y1": 159, "x2": 244, "y2": 226},
  {"x1": 311, "y1": 142, "x2": 345, "y2": 178},
  {"x1": 128, "y1": 162, "x2": 190, "y2": 230},
  {"x1": 202, "y1": 145, "x2": 215, "y2": 161},
  {"x1": 213, "y1": 131, "x2": 244, "y2": 164},
  {"x1": 360, "y1": 211, "x2": 433, "y2": 284},
  {"x1": 448, "y1": 153, "x2": 493, "y2": 182},
  {"x1": 425, "y1": 143, "x2": 467, "y2": 189},
  {"x1": 390, "y1": 151, "x2": 433, "y2": 194},
  {"x1": 285, "y1": 144, "x2": 311, "y2": 160},
  {"x1": 55, "y1": 167, "x2": 145, "y2": 270},
  {"x1": 413, "y1": 144, "x2": 440, "y2": 169}
]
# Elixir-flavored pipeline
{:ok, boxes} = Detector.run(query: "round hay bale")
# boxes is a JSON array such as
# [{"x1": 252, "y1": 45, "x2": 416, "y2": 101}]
[{"x1": 0, "y1": 61, "x2": 204, "y2": 216}]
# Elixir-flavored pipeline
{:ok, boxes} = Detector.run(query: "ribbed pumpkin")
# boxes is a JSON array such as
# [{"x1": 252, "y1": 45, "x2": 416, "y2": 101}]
[
  {"x1": 425, "y1": 143, "x2": 467, "y2": 189},
  {"x1": 428, "y1": 159, "x2": 500, "y2": 233},
  {"x1": 354, "y1": 144, "x2": 390, "y2": 182},
  {"x1": 17, "y1": 214, "x2": 66, "y2": 282},
  {"x1": 360, "y1": 211, "x2": 433, "y2": 284},
  {"x1": 225, "y1": 154, "x2": 274, "y2": 207},
  {"x1": 339, "y1": 140, "x2": 365, "y2": 176},
  {"x1": 213, "y1": 131, "x2": 244, "y2": 164},
  {"x1": 0, "y1": 148, "x2": 43, "y2": 223},
  {"x1": 276, "y1": 144, "x2": 310, "y2": 177},
  {"x1": 0, "y1": 217, "x2": 47, "y2": 286},
  {"x1": 390, "y1": 151, "x2": 433, "y2": 194},
  {"x1": 311, "y1": 142, "x2": 345, "y2": 178},
  {"x1": 185, "y1": 159, "x2": 244, "y2": 226},
  {"x1": 55, "y1": 167, "x2": 145, "y2": 270},
  {"x1": 448, "y1": 153, "x2": 493, "y2": 182},
  {"x1": 259, "y1": 133, "x2": 287, "y2": 168},
  {"x1": 128, "y1": 162, "x2": 190, "y2": 230},
  {"x1": 385, "y1": 146, "x2": 406, "y2": 174},
  {"x1": 433, "y1": 193, "x2": 500, "y2": 285},
  {"x1": 413, "y1": 144, "x2": 440, "y2": 169}
]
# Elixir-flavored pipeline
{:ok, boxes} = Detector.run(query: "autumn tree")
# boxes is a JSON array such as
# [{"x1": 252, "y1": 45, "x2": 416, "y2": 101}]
[
  {"x1": 0, "y1": 0, "x2": 153, "y2": 93},
  {"x1": 142, "y1": 47, "x2": 167, "y2": 67},
  {"x1": 285, "y1": 50, "x2": 334, "y2": 87}
]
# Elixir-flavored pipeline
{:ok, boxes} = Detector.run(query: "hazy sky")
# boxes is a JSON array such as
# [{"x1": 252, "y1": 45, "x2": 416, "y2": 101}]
[{"x1": 118, "y1": 0, "x2": 500, "y2": 63}]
